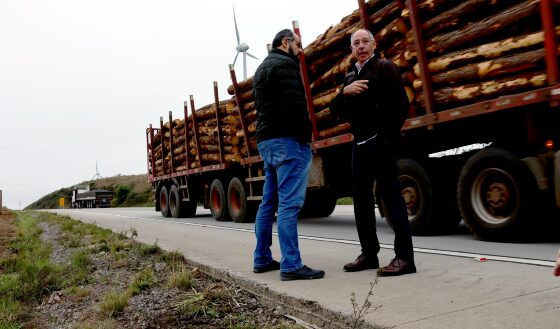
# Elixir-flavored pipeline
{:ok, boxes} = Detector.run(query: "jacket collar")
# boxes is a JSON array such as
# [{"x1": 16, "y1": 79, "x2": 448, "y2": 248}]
[{"x1": 269, "y1": 48, "x2": 299, "y2": 62}]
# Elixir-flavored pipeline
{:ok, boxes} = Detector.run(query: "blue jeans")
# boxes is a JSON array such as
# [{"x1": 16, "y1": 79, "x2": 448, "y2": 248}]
[{"x1": 254, "y1": 137, "x2": 312, "y2": 272}]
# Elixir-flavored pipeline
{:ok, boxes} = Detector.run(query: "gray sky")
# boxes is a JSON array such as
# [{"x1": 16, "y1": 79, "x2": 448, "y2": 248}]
[{"x1": 0, "y1": 0, "x2": 357, "y2": 209}]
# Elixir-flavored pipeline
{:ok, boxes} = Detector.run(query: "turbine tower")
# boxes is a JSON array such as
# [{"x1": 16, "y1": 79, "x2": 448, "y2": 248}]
[
  {"x1": 232, "y1": 5, "x2": 258, "y2": 80},
  {"x1": 91, "y1": 161, "x2": 102, "y2": 180}
]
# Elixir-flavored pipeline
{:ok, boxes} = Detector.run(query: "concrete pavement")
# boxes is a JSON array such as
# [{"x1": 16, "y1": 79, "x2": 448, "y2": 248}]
[{"x1": 50, "y1": 209, "x2": 560, "y2": 328}]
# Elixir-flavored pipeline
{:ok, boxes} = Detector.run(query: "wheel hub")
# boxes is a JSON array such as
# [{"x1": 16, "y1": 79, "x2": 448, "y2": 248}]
[
  {"x1": 472, "y1": 168, "x2": 519, "y2": 225},
  {"x1": 485, "y1": 182, "x2": 509, "y2": 210},
  {"x1": 402, "y1": 186, "x2": 418, "y2": 216}
]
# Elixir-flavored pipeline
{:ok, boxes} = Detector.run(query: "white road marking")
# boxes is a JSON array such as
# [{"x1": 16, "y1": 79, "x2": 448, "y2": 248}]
[{"x1": 65, "y1": 210, "x2": 556, "y2": 267}]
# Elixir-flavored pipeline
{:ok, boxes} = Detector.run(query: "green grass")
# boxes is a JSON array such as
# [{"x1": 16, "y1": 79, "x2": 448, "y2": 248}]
[
  {"x1": 168, "y1": 266, "x2": 193, "y2": 290},
  {"x1": 137, "y1": 241, "x2": 161, "y2": 256},
  {"x1": 63, "y1": 286, "x2": 91, "y2": 299},
  {"x1": 128, "y1": 268, "x2": 155, "y2": 296},
  {"x1": 0, "y1": 212, "x2": 62, "y2": 327},
  {"x1": 99, "y1": 291, "x2": 130, "y2": 317},
  {"x1": 336, "y1": 197, "x2": 353, "y2": 205}
]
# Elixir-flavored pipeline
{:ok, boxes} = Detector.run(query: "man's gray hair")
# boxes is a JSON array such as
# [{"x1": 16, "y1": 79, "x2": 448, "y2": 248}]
[{"x1": 350, "y1": 29, "x2": 375, "y2": 45}]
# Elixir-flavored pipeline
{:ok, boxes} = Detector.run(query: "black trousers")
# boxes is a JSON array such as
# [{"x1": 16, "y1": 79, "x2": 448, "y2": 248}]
[{"x1": 351, "y1": 138, "x2": 414, "y2": 263}]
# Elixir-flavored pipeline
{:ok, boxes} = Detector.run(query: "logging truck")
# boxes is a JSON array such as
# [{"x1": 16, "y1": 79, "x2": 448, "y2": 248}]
[
  {"x1": 71, "y1": 186, "x2": 113, "y2": 208},
  {"x1": 145, "y1": 0, "x2": 560, "y2": 241}
]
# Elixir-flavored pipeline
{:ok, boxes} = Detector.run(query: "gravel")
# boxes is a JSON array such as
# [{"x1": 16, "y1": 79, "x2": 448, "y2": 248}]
[{"x1": 28, "y1": 218, "x2": 305, "y2": 329}]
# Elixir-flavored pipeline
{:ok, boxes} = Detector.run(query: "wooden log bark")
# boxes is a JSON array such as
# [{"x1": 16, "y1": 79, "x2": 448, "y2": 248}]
[
  {"x1": 234, "y1": 89, "x2": 254, "y2": 104},
  {"x1": 417, "y1": 71, "x2": 547, "y2": 107},
  {"x1": 247, "y1": 121, "x2": 256, "y2": 134},
  {"x1": 375, "y1": 17, "x2": 409, "y2": 49},
  {"x1": 164, "y1": 119, "x2": 182, "y2": 129},
  {"x1": 313, "y1": 88, "x2": 339, "y2": 110},
  {"x1": 310, "y1": 54, "x2": 353, "y2": 95},
  {"x1": 424, "y1": 0, "x2": 541, "y2": 55},
  {"x1": 414, "y1": 27, "x2": 560, "y2": 76},
  {"x1": 307, "y1": 48, "x2": 349, "y2": 81},
  {"x1": 227, "y1": 76, "x2": 254, "y2": 95},
  {"x1": 401, "y1": 0, "x2": 463, "y2": 22},
  {"x1": 420, "y1": 0, "x2": 522, "y2": 38},
  {"x1": 314, "y1": 108, "x2": 333, "y2": 122},
  {"x1": 245, "y1": 109, "x2": 257, "y2": 122},
  {"x1": 318, "y1": 122, "x2": 351, "y2": 139},
  {"x1": 201, "y1": 153, "x2": 242, "y2": 163},
  {"x1": 414, "y1": 47, "x2": 548, "y2": 89},
  {"x1": 242, "y1": 101, "x2": 255, "y2": 112},
  {"x1": 304, "y1": 0, "x2": 387, "y2": 57}
]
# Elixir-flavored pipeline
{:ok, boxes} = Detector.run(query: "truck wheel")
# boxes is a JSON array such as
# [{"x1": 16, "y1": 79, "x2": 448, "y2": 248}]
[
  {"x1": 228, "y1": 177, "x2": 256, "y2": 223},
  {"x1": 458, "y1": 148, "x2": 537, "y2": 241},
  {"x1": 159, "y1": 186, "x2": 171, "y2": 218},
  {"x1": 169, "y1": 185, "x2": 197, "y2": 218},
  {"x1": 300, "y1": 189, "x2": 337, "y2": 218},
  {"x1": 382, "y1": 158, "x2": 438, "y2": 235},
  {"x1": 210, "y1": 179, "x2": 230, "y2": 221}
]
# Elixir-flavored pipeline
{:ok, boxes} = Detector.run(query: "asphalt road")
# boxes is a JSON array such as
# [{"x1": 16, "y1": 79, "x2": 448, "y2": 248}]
[
  {"x1": 53, "y1": 205, "x2": 559, "y2": 266},
  {"x1": 48, "y1": 205, "x2": 560, "y2": 328}
]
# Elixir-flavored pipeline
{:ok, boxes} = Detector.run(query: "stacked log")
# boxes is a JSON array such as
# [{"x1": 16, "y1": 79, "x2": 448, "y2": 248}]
[
  {"x1": 149, "y1": 0, "x2": 558, "y2": 177},
  {"x1": 147, "y1": 98, "x2": 247, "y2": 175},
  {"x1": 227, "y1": 77, "x2": 259, "y2": 156},
  {"x1": 308, "y1": 0, "x2": 558, "y2": 116}
]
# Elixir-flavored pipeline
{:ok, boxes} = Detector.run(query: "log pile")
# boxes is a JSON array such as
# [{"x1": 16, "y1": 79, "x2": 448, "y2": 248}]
[
  {"x1": 147, "y1": 99, "x2": 246, "y2": 176},
  {"x1": 149, "y1": 0, "x2": 558, "y2": 176}
]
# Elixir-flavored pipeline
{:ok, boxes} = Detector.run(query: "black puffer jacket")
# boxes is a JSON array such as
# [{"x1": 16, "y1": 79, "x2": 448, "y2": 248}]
[
  {"x1": 253, "y1": 48, "x2": 311, "y2": 144},
  {"x1": 331, "y1": 56, "x2": 409, "y2": 145}
]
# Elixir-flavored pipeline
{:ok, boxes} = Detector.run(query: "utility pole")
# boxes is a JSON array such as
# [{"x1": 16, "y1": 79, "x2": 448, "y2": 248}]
[{"x1": 0, "y1": 190, "x2": 2, "y2": 210}]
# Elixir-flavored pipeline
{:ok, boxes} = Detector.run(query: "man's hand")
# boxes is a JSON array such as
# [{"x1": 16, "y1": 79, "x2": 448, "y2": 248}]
[
  {"x1": 554, "y1": 248, "x2": 560, "y2": 277},
  {"x1": 343, "y1": 80, "x2": 369, "y2": 96}
]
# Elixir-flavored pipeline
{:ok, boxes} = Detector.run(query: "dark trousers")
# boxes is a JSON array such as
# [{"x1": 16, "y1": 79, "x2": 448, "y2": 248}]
[{"x1": 351, "y1": 138, "x2": 414, "y2": 263}]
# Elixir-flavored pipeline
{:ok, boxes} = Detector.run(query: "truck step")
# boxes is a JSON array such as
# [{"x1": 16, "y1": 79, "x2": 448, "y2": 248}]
[{"x1": 247, "y1": 196, "x2": 263, "y2": 201}]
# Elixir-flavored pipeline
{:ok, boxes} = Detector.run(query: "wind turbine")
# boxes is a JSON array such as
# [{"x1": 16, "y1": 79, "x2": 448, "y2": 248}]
[{"x1": 232, "y1": 6, "x2": 258, "y2": 80}]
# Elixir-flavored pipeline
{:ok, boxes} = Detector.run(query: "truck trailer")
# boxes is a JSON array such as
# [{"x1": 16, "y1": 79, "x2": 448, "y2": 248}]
[
  {"x1": 72, "y1": 187, "x2": 113, "y2": 208},
  {"x1": 145, "y1": 0, "x2": 560, "y2": 241}
]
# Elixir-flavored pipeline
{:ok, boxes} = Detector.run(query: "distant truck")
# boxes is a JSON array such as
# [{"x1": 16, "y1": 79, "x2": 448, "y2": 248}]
[
  {"x1": 71, "y1": 186, "x2": 112, "y2": 208},
  {"x1": 145, "y1": 0, "x2": 559, "y2": 241}
]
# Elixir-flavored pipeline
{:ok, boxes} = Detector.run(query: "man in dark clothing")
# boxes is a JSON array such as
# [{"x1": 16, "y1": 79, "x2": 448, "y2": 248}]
[
  {"x1": 252, "y1": 29, "x2": 324, "y2": 281},
  {"x1": 331, "y1": 29, "x2": 415, "y2": 277}
]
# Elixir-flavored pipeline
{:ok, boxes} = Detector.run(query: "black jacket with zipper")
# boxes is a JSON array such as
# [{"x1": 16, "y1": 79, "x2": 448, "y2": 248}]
[
  {"x1": 330, "y1": 56, "x2": 409, "y2": 145},
  {"x1": 253, "y1": 48, "x2": 311, "y2": 144}
]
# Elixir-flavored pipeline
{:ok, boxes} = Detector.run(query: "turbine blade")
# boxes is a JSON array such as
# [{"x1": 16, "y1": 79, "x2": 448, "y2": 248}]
[
  {"x1": 233, "y1": 51, "x2": 240, "y2": 66},
  {"x1": 246, "y1": 52, "x2": 258, "y2": 60},
  {"x1": 233, "y1": 6, "x2": 240, "y2": 44}
]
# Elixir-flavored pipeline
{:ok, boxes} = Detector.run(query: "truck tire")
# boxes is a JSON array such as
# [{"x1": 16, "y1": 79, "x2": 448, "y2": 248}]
[
  {"x1": 300, "y1": 189, "x2": 337, "y2": 218},
  {"x1": 382, "y1": 158, "x2": 438, "y2": 235},
  {"x1": 210, "y1": 179, "x2": 230, "y2": 221},
  {"x1": 458, "y1": 147, "x2": 537, "y2": 241},
  {"x1": 159, "y1": 186, "x2": 171, "y2": 218},
  {"x1": 227, "y1": 177, "x2": 256, "y2": 223},
  {"x1": 169, "y1": 185, "x2": 197, "y2": 218}
]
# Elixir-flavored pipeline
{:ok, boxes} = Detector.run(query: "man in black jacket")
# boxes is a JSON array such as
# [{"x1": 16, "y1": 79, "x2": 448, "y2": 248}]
[
  {"x1": 252, "y1": 29, "x2": 324, "y2": 281},
  {"x1": 331, "y1": 29, "x2": 415, "y2": 276}
]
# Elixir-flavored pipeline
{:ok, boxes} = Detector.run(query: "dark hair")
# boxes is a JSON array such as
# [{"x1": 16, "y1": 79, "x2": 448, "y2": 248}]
[{"x1": 272, "y1": 29, "x2": 295, "y2": 48}]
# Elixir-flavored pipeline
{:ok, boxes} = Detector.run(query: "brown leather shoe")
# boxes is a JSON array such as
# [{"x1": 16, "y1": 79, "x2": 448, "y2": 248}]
[
  {"x1": 377, "y1": 258, "x2": 416, "y2": 277},
  {"x1": 343, "y1": 254, "x2": 379, "y2": 272}
]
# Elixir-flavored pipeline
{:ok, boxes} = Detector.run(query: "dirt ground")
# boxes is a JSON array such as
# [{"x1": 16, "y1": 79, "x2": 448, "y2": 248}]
[
  {"x1": 7, "y1": 213, "x2": 307, "y2": 329},
  {"x1": 0, "y1": 211, "x2": 16, "y2": 262}
]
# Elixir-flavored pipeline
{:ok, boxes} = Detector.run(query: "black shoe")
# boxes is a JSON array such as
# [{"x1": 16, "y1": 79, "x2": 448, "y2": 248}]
[
  {"x1": 253, "y1": 260, "x2": 280, "y2": 273},
  {"x1": 377, "y1": 258, "x2": 416, "y2": 277},
  {"x1": 343, "y1": 254, "x2": 379, "y2": 272},
  {"x1": 280, "y1": 265, "x2": 325, "y2": 281}
]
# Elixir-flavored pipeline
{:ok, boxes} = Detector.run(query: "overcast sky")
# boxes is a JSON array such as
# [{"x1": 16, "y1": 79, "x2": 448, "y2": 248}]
[{"x1": 0, "y1": 0, "x2": 358, "y2": 209}]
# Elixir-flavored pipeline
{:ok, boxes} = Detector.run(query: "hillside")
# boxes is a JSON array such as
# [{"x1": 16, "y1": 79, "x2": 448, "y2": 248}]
[{"x1": 26, "y1": 174, "x2": 154, "y2": 209}]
